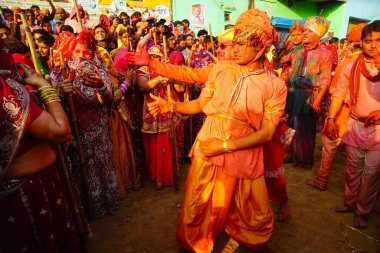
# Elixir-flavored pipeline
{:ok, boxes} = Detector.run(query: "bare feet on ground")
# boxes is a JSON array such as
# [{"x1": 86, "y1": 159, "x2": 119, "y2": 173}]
[
  {"x1": 335, "y1": 203, "x2": 354, "y2": 212},
  {"x1": 305, "y1": 179, "x2": 326, "y2": 191},
  {"x1": 354, "y1": 214, "x2": 368, "y2": 228},
  {"x1": 278, "y1": 200, "x2": 292, "y2": 221}
]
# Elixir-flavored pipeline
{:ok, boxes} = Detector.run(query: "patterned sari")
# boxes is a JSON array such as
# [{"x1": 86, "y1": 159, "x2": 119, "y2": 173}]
[
  {"x1": 51, "y1": 32, "x2": 119, "y2": 219},
  {"x1": 0, "y1": 42, "x2": 84, "y2": 252},
  {"x1": 137, "y1": 66, "x2": 182, "y2": 189}
]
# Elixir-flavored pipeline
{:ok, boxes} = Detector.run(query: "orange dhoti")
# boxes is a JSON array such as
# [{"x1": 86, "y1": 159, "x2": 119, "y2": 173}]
[{"x1": 177, "y1": 157, "x2": 274, "y2": 253}]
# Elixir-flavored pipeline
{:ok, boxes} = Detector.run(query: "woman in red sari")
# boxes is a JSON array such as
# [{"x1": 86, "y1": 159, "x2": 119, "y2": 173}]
[
  {"x1": 136, "y1": 45, "x2": 182, "y2": 189},
  {"x1": 51, "y1": 31, "x2": 120, "y2": 219},
  {"x1": 0, "y1": 38, "x2": 87, "y2": 252}
]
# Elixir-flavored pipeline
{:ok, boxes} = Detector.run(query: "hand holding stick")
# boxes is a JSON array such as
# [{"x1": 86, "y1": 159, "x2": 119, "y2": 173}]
[
  {"x1": 59, "y1": 51, "x2": 94, "y2": 220},
  {"x1": 72, "y1": 0, "x2": 83, "y2": 32},
  {"x1": 209, "y1": 24, "x2": 215, "y2": 56}
]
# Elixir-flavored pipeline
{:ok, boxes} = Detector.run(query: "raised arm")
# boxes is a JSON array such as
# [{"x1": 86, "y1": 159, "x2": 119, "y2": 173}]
[{"x1": 18, "y1": 64, "x2": 71, "y2": 143}]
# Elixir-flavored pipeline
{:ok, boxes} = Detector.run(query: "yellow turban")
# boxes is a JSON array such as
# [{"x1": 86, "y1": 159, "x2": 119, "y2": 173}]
[
  {"x1": 305, "y1": 16, "x2": 330, "y2": 38},
  {"x1": 218, "y1": 28, "x2": 234, "y2": 41}
]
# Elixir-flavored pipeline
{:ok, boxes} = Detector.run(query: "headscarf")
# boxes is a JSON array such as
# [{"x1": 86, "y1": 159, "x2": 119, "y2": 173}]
[
  {"x1": 113, "y1": 48, "x2": 129, "y2": 75},
  {"x1": 52, "y1": 31, "x2": 75, "y2": 66},
  {"x1": 51, "y1": 32, "x2": 112, "y2": 103},
  {"x1": 99, "y1": 14, "x2": 110, "y2": 31},
  {"x1": 0, "y1": 38, "x2": 31, "y2": 178},
  {"x1": 69, "y1": 5, "x2": 84, "y2": 20},
  {"x1": 148, "y1": 45, "x2": 164, "y2": 58},
  {"x1": 190, "y1": 50, "x2": 214, "y2": 69},
  {"x1": 218, "y1": 28, "x2": 234, "y2": 42},
  {"x1": 233, "y1": 9, "x2": 278, "y2": 48},
  {"x1": 347, "y1": 23, "x2": 367, "y2": 43},
  {"x1": 304, "y1": 16, "x2": 330, "y2": 38}
]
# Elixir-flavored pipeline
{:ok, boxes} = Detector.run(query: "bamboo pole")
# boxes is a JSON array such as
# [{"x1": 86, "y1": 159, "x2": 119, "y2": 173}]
[
  {"x1": 59, "y1": 51, "x2": 94, "y2": 220},
  {"x1": 20, "y1": 13, "x2": 42, "y2": 75},
  {"x1": 209, "y1": 24, "x2": 216, "y2": 56},
  {"x1": 48, "y1": 48, "x2": 87, "y2": 246},
  {"x1": 153, "y1": 32, "x2": 157, "y2": 46},
  {"x1": 21, "y1": 26, "x2": 88, "y2": 248},
  {"x1": 72, "y1": 0, "x2": 84, "y2": 32},
  {"x1": 166, "y1": 84, "x2": 179, "y2": 191},
  {"x1": 163, "y1": 35, "x2": 168, "y2": 62}
]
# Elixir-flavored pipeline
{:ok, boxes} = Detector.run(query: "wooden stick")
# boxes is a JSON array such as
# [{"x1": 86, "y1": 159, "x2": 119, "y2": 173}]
[
  {"x1": 153, "y1": 32, "x2": 157, "y2": 46},
  {"x1": 209, "y1": 24, "x2": 215, "y2": 56},
  {"x1": 56, "y1": 145, "x2": 87, "y2": 251},
  {"x1": 59, "y1": 51, "x2": 94, "y2": 220},
  {"x1": 23, "y1": 32, "x2": 88, "y2": 247},
  {"x1": 166, "y1": 85, "x2": 179, "y2": 191},
  {"x1": 20, "y1": 13, "x2": 42, "y2": 75},
  {"x1": 72, "y1": 0, "x2": 83, "y2": 32},
  {"x1": 163, "y1": 35, "x2": 168, "y2": 62},
  {"x1": 129, "y1": 39, "x2": 134, "y2": 52}
]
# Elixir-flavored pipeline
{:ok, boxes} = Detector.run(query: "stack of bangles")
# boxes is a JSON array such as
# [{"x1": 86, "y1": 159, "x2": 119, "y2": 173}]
[
  {"x1": 38, "y1": 86, "x2": 61, "y2": 104},
  {"x1": 119, "y1": 81, "x2": 129, "y2": 94},
  {"x1": 96, "y1": 85, "x2": 109, "y2": 97},
  {"x1": 149, "y1": 77, "x2": 160, "y2": 88}
]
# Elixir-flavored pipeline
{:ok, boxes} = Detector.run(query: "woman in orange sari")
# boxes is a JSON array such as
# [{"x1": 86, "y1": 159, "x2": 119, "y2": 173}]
[{"x1": 97, "y1": 42, "x2": 141, "y2": 196}]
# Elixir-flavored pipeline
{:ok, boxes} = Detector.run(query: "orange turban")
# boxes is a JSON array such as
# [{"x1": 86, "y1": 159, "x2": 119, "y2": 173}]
[
  {"x1": 11, "y1": 7, "x2": 22, "y2": 13},
  {"x1": 347, "y1": 23, "x2": 367, "y2": 43},
  {"x1": 233, "y1": 9, "x2": 278, "y2": 48},
  {"x1": 290, "y1": 22, "x2": 305, "y2": 34}
]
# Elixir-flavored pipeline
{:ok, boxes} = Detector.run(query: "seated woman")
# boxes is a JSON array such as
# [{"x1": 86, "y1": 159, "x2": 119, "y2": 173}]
[{"x1": 0, "y1": 38, "x2": 88, "y2": 252}]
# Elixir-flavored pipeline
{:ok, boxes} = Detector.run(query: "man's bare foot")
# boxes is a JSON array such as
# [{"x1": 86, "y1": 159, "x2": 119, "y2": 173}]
[
  {"x1": 278, "y1": 200, "x2": 291, "y2": 221},
  {"x1": 305, "y1": 179, "x2": 326, "y2": 191},
  {"x1": 221, "y1": 237, "x2": 239, "y2": 253},
  {"x1": 354, "y1": 214, "x2": 368, "y2": 228},
  {"x1": 335, "y1": 203, "x2": 354, "y2": 212}
]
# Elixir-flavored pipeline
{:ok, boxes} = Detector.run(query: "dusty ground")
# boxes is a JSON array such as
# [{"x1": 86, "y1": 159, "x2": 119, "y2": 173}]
[{"x1": 87, "y1": 134, "x2": 380, "y2": 253}]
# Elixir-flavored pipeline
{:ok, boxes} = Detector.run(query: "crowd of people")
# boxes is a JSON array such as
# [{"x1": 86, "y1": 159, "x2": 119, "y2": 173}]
[{"x1": 0, "y1": 2, "x2": 379, "y2": 253}]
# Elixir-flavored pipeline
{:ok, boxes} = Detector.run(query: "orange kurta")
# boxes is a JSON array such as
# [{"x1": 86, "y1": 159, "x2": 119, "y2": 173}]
[{"x1": 173, "y1": 61, "x2": 286, "y2": 252}]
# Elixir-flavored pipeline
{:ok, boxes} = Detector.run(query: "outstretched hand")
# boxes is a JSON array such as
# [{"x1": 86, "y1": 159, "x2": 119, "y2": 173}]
[
  {"x1": 147, "y1": 93, "x2": 171, "y2": 116},
  {"x1": 124, "y1": 45, "x2": 150, "y2": 66},
  {"x1": 16, "y1": 63, "x2": 50, "y2": 88}
]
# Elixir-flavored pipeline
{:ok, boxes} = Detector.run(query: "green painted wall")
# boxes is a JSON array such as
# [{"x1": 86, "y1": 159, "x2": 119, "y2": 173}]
[
  {"x1": 171, "y1": 0, "x2": 247, "y2": 37},
  {"x1": 172, "y1": 0, "x2": 360, "y2": 38},
  {"x1": 317, "y1": 2, "x2": 346, "y2": 38},
  {"x1": 255, "y1": 0, "x2": 318, "y2": 20},
  {"x1": 172, "y1": 0, "x2": 321, "y2": 37}
]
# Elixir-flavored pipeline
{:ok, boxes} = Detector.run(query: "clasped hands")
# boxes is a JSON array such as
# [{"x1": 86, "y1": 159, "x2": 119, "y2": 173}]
[{"x1": 60, "y1": 74, "x2": 104, "y2": 95}]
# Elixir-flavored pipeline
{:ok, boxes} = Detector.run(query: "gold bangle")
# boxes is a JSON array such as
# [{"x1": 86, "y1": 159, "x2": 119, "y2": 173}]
[
  {"x1": 45, "y1": 98, "x2": 61, "y2": 104},
  {"x1": 223, "y1": 140, "x2": 232, "y2": 153},
  {"x1": 38, "y1": 85, "x2": 53, "y2": 91},
  {"x1": 170, "y1": 103, "x2": 174, "y2": 113}
]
